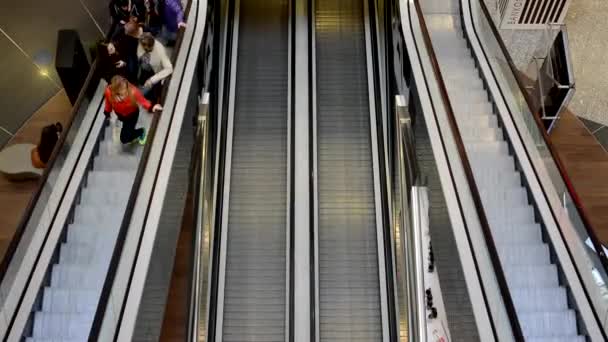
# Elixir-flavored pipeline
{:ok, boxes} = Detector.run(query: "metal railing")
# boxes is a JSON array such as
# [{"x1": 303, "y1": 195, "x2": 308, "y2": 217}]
[{"x1": 393, "y1": 94, "x2": 426, "y2": 342}]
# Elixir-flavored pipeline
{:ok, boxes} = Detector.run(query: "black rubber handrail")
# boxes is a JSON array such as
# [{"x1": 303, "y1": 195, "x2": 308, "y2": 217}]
[
  {"x1": 471, "y1": 0, "x2": 608, "y2": 279},
  {"x1": 184, "y1": 1, "x2": 221, "y2": 340},
  {"x1": 307, "y1": 0, "x2": 316, "y2": 340},
  {"x1": 88, "y1": 1, "x2": 195, "y2": 339},
  {"x1": 206, "y1": 0, "x2": 236, "y2": 338},
  {"x1": 367, "y1": 0, "x2": 398, "y2": 340},
  {"x1": 288, "y1": 0, "x2": 296, "y2": 341},
  {"x1": 408, "y1": 0, "x2": 525, "y2": 339}
]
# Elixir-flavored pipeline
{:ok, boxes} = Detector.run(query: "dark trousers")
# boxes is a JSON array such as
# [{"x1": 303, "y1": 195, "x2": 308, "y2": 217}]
[
  {"x1": 141, "y1": 82, "x2": 162, "y2": 102},
  {"x1": 118, "y1": 110, "x2": 144, "y2": 144}
]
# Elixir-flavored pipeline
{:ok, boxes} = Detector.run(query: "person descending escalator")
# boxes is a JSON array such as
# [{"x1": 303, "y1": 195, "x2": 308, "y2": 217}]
[
  {"x1": 109, "y1": 19, "x2": 143, "y2": 83},
  {"x1": 103, "y1": 75, "x2": 162, "y2": 145},
  {"x1": 109, "y1": 0, "x2": 145, "y2": 36},
  {"x1": 158, "y1": 0, "x2": 187, "y2": 46},
  {"x1": 137, "y1": 33, "x2": 173, "y2": 101},
  {"x1": 142, "y1": 0, "x2": 163, "y2": 35}
]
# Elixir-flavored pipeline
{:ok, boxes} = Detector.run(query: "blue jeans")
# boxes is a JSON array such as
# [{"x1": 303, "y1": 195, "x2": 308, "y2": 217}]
[
  {"x1": 159, "y1": 26, "x2": 178, "y2": 46},
  {"x1": 139, "y1": 82, "x2": 162, "y2": 102}
]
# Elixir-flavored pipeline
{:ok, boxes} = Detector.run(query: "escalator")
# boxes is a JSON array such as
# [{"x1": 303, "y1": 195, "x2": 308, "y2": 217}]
[
  {"x1": 0, "y1": 0, "x2": 204, "y2": 339},
  {"x1": 28, "y1": 113, "x2": 151, "y2": 340},
  {"x1": 313, "y1": 0, "x2": 389, "y2": 340},
  {"x1": 426, "y1": 14, "x2": 580, "y2": 339},
  {"x1": 399, "y1": 0, "x2": 608, "y2": 340},
  {"x1": 27, "y1": 115, "x2": 150, "y2": 340},
  {"x1": 211, "y1": 0, "x2": 289, "y2": 340}
]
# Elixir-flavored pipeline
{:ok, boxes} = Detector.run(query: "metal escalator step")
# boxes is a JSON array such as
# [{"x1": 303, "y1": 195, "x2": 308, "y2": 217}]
[
  {"x1": 59, "y1": 241, "x2": 113, "y2": 266},
  {"x1": 511, "y1": 287, "x2": 569, "y2": 313},
  {"x1": 484, "y1": 204, "x2": 536, "y2": 226},
  {"x1": 50, "y1": 264, "x2": 107, "y2": 290},
  {"x1": 66, "y1": 224, "x2": 118, "y2": 244},
  {"x1": 497, "y1": 243, "x2": 550, "y2": 266},
  {"x1": 504, "y1": 265, "x2": 560, "y2": 288},
  {"x1": 32, "y1": 312, "x2": 92, "y2": 339},
  {"x1": 525, "y1": 337, "x2": 586, "y2": 342},
  {"x1": 73, "y1": 204, "x2": 125, "y2": 225},
  {"x1": 222, "y1": 333, "x2": 284, "y2": 342},
  {"x1": 491, "y1": 223, "x2": 543, "y2": 243},
  {"x1": 42, "y1": 287, "x2": 98, "y2": 313},
  {"x1": 519, "y1": 310, "x2": 578, "y2": 338}
]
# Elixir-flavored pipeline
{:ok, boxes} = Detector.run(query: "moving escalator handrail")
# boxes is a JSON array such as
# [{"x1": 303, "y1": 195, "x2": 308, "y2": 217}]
[
  {"x1": 366, "y1": 1, "x2": 399, "y2": 339},
  {"x1": 468, "y1": 0, "x2": 608, "y2": 276},
  {"x1": 407, "y1": 0, "x2": 525, "y2": 339},
  {"x1": 88, "y1": 4, "x2": 193, "y2": 339}
]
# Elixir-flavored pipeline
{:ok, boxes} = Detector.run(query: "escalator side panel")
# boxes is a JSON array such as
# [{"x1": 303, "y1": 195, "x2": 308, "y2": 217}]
[{"x1": 413, "y1": 103, "x2": 481, "y2": 341}]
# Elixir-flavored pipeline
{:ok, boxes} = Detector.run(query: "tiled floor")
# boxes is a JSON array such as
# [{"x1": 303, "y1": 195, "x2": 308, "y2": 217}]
[
  {"x1": 578, "y1": 117, "x2": 608, "y2": 152},
  {"x1": 565, "y1": 0, "x2": 608, "y2": 126}
]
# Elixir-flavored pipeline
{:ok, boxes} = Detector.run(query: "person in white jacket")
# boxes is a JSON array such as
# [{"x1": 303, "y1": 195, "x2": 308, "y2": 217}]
[{"x1": 137, "y1": 32, "x2": 173, "y2": 100}]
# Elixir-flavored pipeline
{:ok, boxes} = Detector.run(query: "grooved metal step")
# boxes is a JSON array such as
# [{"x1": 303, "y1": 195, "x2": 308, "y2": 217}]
[
  {"x1": 220, "y1": 0, "x2": 288, "y2": 340},
  {"x1": 315, "y1": 0, "x2": 383, "y2": 341}
]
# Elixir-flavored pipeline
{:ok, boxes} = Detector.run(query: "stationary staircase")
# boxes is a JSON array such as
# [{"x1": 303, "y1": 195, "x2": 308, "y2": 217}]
[
  {"x1": 26, "y1": 113, "x2": 151, "y2": 341},
  {"x1": 426, "y1": 14, "x2": 583, "y2": 341}
]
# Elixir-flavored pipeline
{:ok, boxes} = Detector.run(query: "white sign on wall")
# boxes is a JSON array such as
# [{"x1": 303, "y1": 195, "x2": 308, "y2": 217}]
[{"x1": 499, "y1": 0, "x2": 572, "y2": 29}]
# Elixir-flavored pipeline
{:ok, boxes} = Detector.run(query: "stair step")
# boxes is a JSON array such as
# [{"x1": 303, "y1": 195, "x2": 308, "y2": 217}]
[
  {"x1": 460, "y1": 126, "x2": 502, "y2": 142},
  {"x1": 469, "y1": 154, "x2": 515, "y2": 175},
  {"x1": 26, "y1": 338, "x2": 83, "y2": 342},
  {"x1": 498, "y1": 244, "x2": 550, "y2": 266},
  {"x1": 479, "y1": 187, "x2": 528, "y2": 207},
  {"x1": 32, "y1": 312, "x2": 93, "y2": 339},
  {"x1": 505, "y1": 265, "x2": 559, "y2": 288},
  {"x1": 519, "y1": 310, "x2": 578, "y2": 338},
  {"x1": 466, "y1": 140, "x2": 508, "y2": 152},
  {"x1": 458, "y1": 114, "x2": 498, "y2": 130},
  {"x1": 98, "y1": 139, "x2": 143, "y2": 158},
  {"x1": 86, "y1": 170, "x2": 136, "y2": 188},
  {"x1": 80, "y1": 186, "x2": 131, "y2": 205},
  {"x1": 67, "y1": 224, "x2": 120, "y2": 245},
  {"x1": 472, "y1": 169, "x2": 522, "y2": 189},
  {"x1": 492, "y1": 223, "x2": 543, "y2": 244},
  {"x1": 485, "y1": 204, "x2": 536, "y2": 226},
  {"x1": 424, "y1": 14, "x2": 462, "y2": 30},
  {"x1": 511, "y1": 287, "x2": 569, "y2": 312},
  {"x1": 51, "y1": 264, "x2": 107, "y2": 290},
  {"x1": 450, "y1": 87, "x2": 488, "y2": 103},
  {"x1": 93, "y1": 155, "x2": 139, "y2": 171},
  {"x1": 73, "y1": 204, "x2": 124, "y2": 226},
  {"x1": 525, "y1": 337, "x2": 585, "y2": 342},
  {"x1": 42, "y1": 287, "x2": 98, "y2": 313},
  {"x1": 59, "y1": 241, "x2": 113, "y2": 266}
]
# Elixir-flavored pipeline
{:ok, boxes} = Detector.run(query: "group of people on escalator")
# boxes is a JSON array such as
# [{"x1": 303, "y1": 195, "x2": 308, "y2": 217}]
[{"x1": 99, "y1": 0, "x2": 186, "y2": 145}]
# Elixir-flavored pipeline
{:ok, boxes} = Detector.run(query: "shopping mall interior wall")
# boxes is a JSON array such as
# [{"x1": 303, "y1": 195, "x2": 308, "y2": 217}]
[{"x1": 0, "y1": 0, "x2": 109, "y2": 147}]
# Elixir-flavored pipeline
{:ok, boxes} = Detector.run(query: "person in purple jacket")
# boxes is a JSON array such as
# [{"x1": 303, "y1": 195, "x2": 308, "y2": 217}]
[{"x1": 160, "y1": 0, "x2": 187, "y2": 46}]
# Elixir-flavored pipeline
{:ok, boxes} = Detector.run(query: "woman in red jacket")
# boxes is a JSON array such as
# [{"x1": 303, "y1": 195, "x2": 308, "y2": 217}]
[{"x1": 104, "y1": 75, "x2": 162, "y2": 145}]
